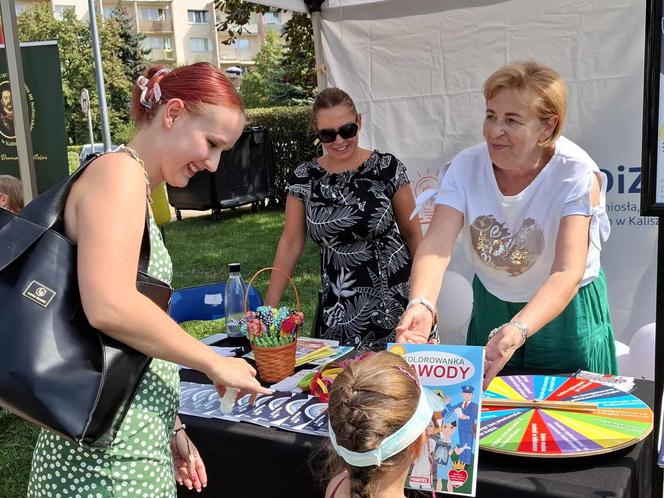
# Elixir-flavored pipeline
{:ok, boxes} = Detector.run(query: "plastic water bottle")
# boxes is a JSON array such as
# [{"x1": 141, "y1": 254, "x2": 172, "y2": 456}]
[{"x1": 224, "y1": 263, "x2": 246, "y2": 337}]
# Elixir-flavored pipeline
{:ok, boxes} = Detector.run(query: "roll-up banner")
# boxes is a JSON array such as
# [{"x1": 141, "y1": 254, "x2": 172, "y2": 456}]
[{"x1": 0, "y1": 41, "x2": 68, "y2": 193}]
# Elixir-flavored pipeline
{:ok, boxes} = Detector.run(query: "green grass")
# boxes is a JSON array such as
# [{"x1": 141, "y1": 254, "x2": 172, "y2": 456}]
[
  {"x1": 0, "y1": 411, "x2": 40, "y2": 498},
  {"x1": 67, "y1": 150, "x2": 79, "y2": 174},
  {"x1": 166, "y1": 208, "x2": 320, "y2": 338},
  {"x1": 0, "y1": 207, "x2": 320, "y2": 497}
]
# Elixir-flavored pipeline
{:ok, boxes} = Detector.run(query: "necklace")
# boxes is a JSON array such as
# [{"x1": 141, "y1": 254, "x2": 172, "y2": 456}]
[{"x1": 118, "y1": 145, "x2": 152, "y2": 203}]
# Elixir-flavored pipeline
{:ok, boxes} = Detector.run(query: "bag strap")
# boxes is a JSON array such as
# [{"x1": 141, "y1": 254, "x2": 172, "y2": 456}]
[
  {"x1": 138, "y1": 207, "x2": 151, "y2": 274},
  {"x1": 20, "y1": 153, "x2": 101, "y2": 230},
  {"x1": 2, "y1": 153, "x2": 153, "y2": 274}
]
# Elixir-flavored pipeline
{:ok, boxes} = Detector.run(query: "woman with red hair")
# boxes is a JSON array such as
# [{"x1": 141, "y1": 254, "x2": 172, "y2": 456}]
[{"x1": 27, "y1": 63, "x2": 271, "y2": 498}]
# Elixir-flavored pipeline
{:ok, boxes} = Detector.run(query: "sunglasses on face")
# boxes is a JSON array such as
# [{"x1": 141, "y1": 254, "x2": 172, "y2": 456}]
[{"x1": 316, "y1": 122, "x2": 359, "y2": 143}]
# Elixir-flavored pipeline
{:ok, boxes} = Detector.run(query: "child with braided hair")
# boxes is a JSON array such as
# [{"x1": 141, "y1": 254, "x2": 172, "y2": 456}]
[{"x1": 324, "y1": 351, "x2": 444, "y2": 498}]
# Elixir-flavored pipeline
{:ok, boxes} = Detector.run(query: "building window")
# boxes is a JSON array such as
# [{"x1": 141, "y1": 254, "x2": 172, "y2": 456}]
[
  {"x1": 264, "y1": 12, "x2": 278, "y2": 24},
  {"x1": 190, "y1": 37, "x2": 211, "y2": 52},
  {"x1": 15, "y1": 4, "x2": 27, "y2": 15},
  {"x1": 53, "y1": 5, "x2": 75, "y2": 20},
  {"x1": 231, "y1": 39, "x2": 250, "y2": 49},
  {"x1": 187, "y1": 10, "x2": 209, "y2": 24},
  {"x1": 140, "y1": 8, "x2": 166, "y2": 21},
  {"x1": 143, "y1": 36, "x2": 172, "y2": 50},
  {"x1": 103, "y1": 7, "x2": 114, "y2": 20}
]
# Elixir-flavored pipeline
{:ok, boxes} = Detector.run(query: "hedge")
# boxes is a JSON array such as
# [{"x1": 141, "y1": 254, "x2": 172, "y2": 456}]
[{"x1": 246, "y1": 105, "x2": 319, "y2": 205}]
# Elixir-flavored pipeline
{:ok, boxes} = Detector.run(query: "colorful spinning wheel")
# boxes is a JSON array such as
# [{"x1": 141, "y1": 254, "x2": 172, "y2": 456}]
[{"x1": 480, "y1": 375, "x2": 653, "y2": 457}]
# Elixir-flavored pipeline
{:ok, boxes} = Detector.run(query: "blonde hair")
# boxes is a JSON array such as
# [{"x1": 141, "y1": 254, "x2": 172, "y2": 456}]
[
  {"x1": 0, "y1": 174, "x2": 23, "y2": 213},
  {"x1": 483, "y1": 60, "x2": 567, "y2": 145},
  {"x1": 325, "y1": 351, "x2": 423, "y2": 498}
]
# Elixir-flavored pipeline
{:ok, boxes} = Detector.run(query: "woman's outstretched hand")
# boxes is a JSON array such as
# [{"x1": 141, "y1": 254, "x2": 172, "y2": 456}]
[
  {"x1": 207, "y1": 357, "x2": 272, "y2": 397},
  {"x1": 482, "y1": 326, "x2": 522, "y2": 390},
  {"x1": 396, "y1": 305, "x2": 432, "y2": 344}
]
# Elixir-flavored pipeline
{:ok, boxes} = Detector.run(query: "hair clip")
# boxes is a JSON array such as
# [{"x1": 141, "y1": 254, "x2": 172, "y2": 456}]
[
  {"x1": 394, "y1": 365, "x2": 420, "y2": 388},
  {"x1": 136, "y1": 68, "x2": 171, "y2": 109},
  {"x1": 136, "y1": 75, "x2": 151, "y2": 109}
]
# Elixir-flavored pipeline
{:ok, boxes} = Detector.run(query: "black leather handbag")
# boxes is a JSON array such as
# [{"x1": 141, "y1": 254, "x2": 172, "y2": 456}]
[{"x1": 0, "y1": 156, "x2": 172, "y2": 448}]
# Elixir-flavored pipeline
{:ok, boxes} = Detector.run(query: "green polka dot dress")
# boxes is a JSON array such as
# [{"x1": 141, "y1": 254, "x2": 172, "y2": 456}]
[{"x1": 27, "y1": 216, "x2": 179, "y2": 498}]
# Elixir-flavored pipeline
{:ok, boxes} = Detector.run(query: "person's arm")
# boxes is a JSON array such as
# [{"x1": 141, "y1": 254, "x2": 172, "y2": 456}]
[
  {"x1": 392, "y1": 184, "x2": 423, "y2": 256},
  {"x1": 396, "y1": 204, "x2": 464, "y2": 343},
  {"x1": 66, "y1": 155, "x2": 270, "y2": 395},
  {"x1": 171, "y1": 415, "x2": 207, "y2": 492},
  {"x1": 482, "y1": 175, "x2": 601, "y2": 389},
  {"x1": 264, "y1": 195, "x2": 307, "y2": 306}
]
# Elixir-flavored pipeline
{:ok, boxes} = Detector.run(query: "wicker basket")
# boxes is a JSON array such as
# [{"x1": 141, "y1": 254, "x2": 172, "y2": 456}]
[
  {"x1": 245, "y1": 267, "x2": 302, "y2": 384},
  {"x1": 252, "y1": 341, "x2": 297, "y2": 383}
]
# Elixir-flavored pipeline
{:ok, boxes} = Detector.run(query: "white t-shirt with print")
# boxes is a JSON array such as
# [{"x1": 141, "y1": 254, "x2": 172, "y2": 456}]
[{"x1": 435, "y1": 136, "x2": 610, "y2": 303}]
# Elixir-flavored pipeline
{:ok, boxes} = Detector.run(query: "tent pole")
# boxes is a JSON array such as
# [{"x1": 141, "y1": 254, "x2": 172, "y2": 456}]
[
  {"x1": 0, "y1": 0, "x2": 37, "y2": 202},
  {"x1": 310, "y1": 10, "x2": 326, "y2": 91},
  {"x1": 653, "y1": 221, "x2": 663, "y2": 498},
  {"x1": 87, "y1": 0, "x2": 112, "y2": 151}
]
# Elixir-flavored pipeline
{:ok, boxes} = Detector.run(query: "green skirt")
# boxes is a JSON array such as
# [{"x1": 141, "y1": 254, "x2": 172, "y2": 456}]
[{"x1": 467, "y1": 269, "x2": 617, "y2": 374}]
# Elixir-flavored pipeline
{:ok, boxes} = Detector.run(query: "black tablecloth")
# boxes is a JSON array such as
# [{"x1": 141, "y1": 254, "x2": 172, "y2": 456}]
[{"x1": 177, "y1": 345, "x2": 654, "y2": 498}]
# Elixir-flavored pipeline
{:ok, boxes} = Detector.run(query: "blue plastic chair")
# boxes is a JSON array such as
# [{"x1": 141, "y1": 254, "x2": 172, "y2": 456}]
[{"x1": 169, "y1": 282, "x2": 263, "y2": 323}]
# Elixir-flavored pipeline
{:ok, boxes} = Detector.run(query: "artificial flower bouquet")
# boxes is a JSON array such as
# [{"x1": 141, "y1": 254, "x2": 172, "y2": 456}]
[
  {"x1": 241, "y1": 305, "x2": 304, "y2": 383},
  {"x1": 242, "y1": 305, "x2": 305, "y2": 348}
]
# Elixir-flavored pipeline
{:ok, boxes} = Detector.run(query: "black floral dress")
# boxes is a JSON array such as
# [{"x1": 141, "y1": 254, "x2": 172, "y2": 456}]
[{"x1": 287, "y1": 150, "x2": 413, "y2": 350}]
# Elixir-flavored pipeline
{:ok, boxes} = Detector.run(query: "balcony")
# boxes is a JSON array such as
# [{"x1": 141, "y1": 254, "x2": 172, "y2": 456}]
[
  {"x1": 245, "y1": 23, "x2": 260, "y2": 34},
  {"x1": 218, "y1": 46, "x2": 259, "y2": 62},
  {"x1": 138, "y1": 19, "x2": 173, "y2": 32},
  {"x1": 148, "y1": 48, "x2": 175, "y2": 61},
  {"x1": 226, "y1": 23, "x2": 258, "y2": 36}
]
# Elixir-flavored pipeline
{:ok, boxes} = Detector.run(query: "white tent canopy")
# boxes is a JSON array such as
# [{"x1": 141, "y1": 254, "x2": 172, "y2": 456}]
[{"x1": 260, "y1": 0, "x2": 655, "y2": 345}]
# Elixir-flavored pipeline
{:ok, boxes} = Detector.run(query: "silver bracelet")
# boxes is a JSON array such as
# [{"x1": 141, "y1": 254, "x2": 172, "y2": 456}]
[
  {"x1": 406, "y1": 297, "x2": 438, "y2": 325},
  {"x1": 487, "y1": 321, "x2": 528, "y2": 348}
]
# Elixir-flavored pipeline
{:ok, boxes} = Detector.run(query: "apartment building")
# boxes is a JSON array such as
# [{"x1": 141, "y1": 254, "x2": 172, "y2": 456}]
[{"x1": 13, "y1": 0, "x2": 290, "y2": 73}]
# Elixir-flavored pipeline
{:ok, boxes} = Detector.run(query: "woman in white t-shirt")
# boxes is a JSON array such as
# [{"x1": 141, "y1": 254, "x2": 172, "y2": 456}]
[{"x1": 397, "y1": 61, "x2": 616, "y2": 388}]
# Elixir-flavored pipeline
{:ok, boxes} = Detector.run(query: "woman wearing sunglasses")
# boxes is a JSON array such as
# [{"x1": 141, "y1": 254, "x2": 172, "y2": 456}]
[{"x1": 265, "y1": 88, "x2": 422, "y2": 350}]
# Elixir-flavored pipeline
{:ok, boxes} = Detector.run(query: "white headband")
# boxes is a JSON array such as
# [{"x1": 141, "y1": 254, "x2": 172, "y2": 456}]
[
  {"x1": 328, "y1": 387, "x2": 444, "y2": 467},
  {"x1": 136, "y1": 68, "x2": 171, "y2": 109}
]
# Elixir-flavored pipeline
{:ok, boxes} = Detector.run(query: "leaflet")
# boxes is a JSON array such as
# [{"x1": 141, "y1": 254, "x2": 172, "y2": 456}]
[
  {"x1": 179, "y1": 382, "x2": 238, "y2": 421},
  {"x1": 268, "y1": 393, "x2": 313, "y2": 426},
  {"x1": 279, "y1": 396, "x2": 328, "y2": 436},
  {"x1": 244, "y1": 391, "x2": 296, "y2": 426}
]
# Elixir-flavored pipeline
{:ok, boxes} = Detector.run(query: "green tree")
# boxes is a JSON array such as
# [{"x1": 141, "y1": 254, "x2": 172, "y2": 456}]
[
  {"x1": 214, "y1": 0, "x2": 272, "y2": 41},
  {"x1": 279, "y1": 13, "x2": 315, "y2": 104},
  {"x1": 215, "y1": 0, "x2": 316, "y2": 105},
  {"x1": 17, "y1": 3, "x2": 132, "y2": 144},
  {"x1": 240, "y1": 30, "x2": 284, "y2": 108},
  {"x1": 106, "y1": 2, "x2": 150, "y2": 129},
  {"x1": 109, "y1": 2, "x2": 150, "y2": 82}
]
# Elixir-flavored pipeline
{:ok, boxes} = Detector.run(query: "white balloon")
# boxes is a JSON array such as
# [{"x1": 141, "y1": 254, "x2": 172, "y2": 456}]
[
  {"x1": 614, "y1": 340, "x2": 630, "y2": 357},
  {"x1": 617, "y1": 352, "x2": 634, "y2": 378},
  {"x1": 626, "y1": 323, "x2": 656, "y2": 380},
  {"x1": 614, "y1": 340, "x2": 631, "y2": 376},
  {"x1": 436, "y1": 271, "x2": 474, "y2": 344}
]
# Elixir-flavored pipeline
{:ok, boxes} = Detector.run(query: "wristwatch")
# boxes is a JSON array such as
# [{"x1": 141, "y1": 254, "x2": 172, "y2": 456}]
[{"x1": 406, "y1": 297, "x2": 438, "y2": 325}]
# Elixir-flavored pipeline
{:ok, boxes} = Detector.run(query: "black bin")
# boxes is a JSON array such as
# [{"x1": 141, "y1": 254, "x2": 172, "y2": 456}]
[{"x1": 167, "y1": 126, "x2": 275, "y2": 218}]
